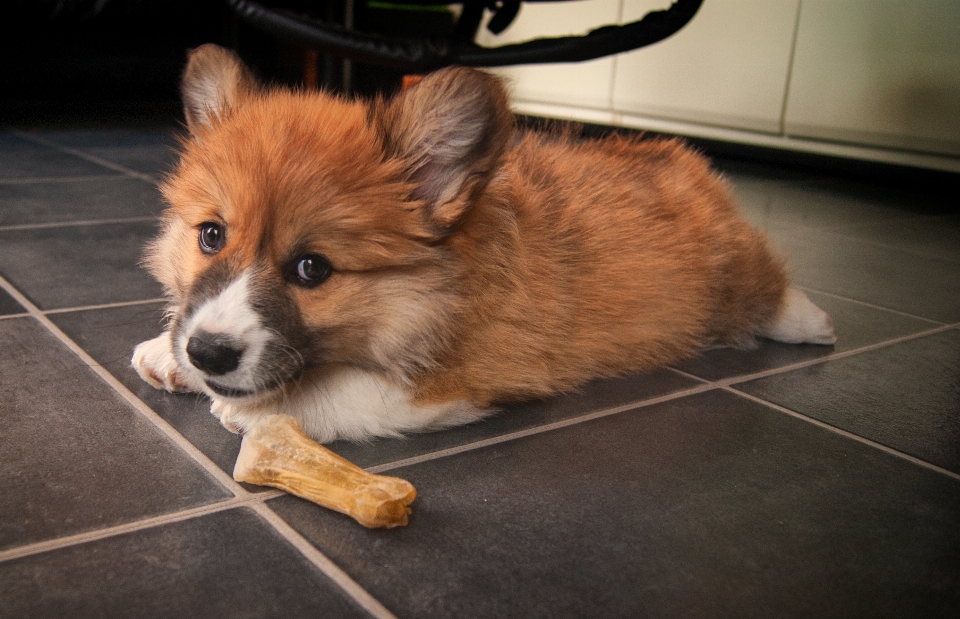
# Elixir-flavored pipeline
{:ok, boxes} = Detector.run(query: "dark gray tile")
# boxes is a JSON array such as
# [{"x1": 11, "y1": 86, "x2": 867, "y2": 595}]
[
  {"x1": 0, "y1": 220, "x2": 163, "y2": 309},
  {"x1": 271, "y1": 389, "x2": 960, "y2": 619},
  {"x1": 821, "y1": 214, "x2": 960, "y2": 264},
  {"x1": 737, "y1": 328, "x2": 960, "y2": 474},
  {"x1": 766, "y1": 226, "x2": 960, "y2": 323},
  {"x1": 0, "y1": 133, "x2": 111, "y2": 179},
  {"x1": 0, "y1": 177, "x2": 163, "y2": 226},
  {"x1": 330, "y1": 369, "x2": 701, "y2": 469},
  {"x1": 0, "y1": 508, "x2": 371, "y2": 619},
  {"x1": 38, "y1": 129, "x2": 182, "y2": 177},
  {"x1": 49, "y1": 304, "x2": 247, "y2": 482},
  {"x1": 675, "y1": 290, "x2": 940, "y2": 381},
  {"x1": 0, "y1": 288, "x2": 24, "y2": 315},
  {"x1": 0, "y1": 318, "x2": 230, "y2": 552}
]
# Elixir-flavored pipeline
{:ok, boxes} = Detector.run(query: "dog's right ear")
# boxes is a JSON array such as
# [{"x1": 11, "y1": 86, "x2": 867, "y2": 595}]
[{"x1": 181, "y1": 44, "x2": 256, "y2": 133}]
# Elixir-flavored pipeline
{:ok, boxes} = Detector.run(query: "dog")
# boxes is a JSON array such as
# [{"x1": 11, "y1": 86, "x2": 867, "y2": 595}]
[{"x1": 132, "y1": 44, "x2": 836, "y2": 443}]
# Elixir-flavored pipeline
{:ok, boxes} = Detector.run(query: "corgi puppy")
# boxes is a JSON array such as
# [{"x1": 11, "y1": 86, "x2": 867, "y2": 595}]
[{"x1": 132, "y1": 44, "x2": 835, "y2": 443}]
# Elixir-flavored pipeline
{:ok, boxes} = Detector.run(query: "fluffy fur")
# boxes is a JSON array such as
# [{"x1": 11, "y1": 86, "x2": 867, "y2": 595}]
[{"x1": 132, "y1": 44, "x2": 835, "y2": 443}]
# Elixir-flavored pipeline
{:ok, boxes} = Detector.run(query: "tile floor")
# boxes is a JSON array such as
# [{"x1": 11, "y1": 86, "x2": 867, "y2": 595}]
[{"x1": 0, "y1": 123, "x2": 958, "y2": 619}]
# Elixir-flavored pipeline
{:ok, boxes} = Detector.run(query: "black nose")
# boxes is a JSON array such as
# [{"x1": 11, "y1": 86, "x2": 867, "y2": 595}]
[{"x1": 186, "y1": 333, "x2": 243, "y2": 376}]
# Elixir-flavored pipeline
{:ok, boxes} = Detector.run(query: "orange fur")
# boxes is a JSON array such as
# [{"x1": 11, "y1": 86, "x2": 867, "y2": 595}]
[{"x1": 141, "y1": 45, "x2": 821, "y2": 437}]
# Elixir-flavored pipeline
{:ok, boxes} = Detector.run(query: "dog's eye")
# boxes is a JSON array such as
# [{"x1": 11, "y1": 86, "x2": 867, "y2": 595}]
[
  {"x1": 198, "y1": 222, "x2": 225, "y2": 254},
  {"x1": 289, "y1": 254, "x2": 333, "y2": 288}
]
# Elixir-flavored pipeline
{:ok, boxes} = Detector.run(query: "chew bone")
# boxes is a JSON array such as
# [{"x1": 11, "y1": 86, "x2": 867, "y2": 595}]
[{"x1": 234, "y1": 415, "x2": 416, "y2": 528}]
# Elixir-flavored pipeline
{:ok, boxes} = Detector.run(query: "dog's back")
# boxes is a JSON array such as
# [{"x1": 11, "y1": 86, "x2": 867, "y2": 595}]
[{"x1": 413, "y1": 131, "x2": 787, "y2": 406}]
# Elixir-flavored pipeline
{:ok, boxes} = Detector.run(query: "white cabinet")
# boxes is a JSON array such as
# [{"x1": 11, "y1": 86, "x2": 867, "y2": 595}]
[
  {"x1": 478, "y1": 0, "x2": 960, "y2": 171},
  {"x1": 475, "y1": 0, "x2": 620, "y2": 110},
  {"x1": 784, "y1": 0, "x2": 960, "y2": 157},
  {"x1": 613, "y1": 0, "x2": 800, "y2": 135}
]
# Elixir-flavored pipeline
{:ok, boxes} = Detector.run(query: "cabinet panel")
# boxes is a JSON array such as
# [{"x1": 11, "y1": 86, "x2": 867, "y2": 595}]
[
  {"x1": 784, "y1": 0, "x2": 960, "y2": 156},
  {"x1": 475, "y1": 0, "x2": 620, "y2": 110},
  {"x1": 612, "y1": 0, "x2": 800, "y2": 134}
]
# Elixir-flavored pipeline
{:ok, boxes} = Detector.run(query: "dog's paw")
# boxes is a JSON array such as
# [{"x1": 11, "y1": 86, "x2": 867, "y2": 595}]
[
  {"x1": 764, "y1": 288, "x2": 837, "y2": 345},
  {"x1": 210, "y1": 399, "x2": 264, "y2": 435},
  {"x1": 132, "y1": 334, "x2": 193, "y2": 392}
]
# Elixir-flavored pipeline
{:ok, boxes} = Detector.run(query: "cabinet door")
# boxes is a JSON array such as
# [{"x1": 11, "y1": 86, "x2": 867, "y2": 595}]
[
  {"x1": 784, "y1": 0, "x2": 960, "y2": 157},
  {"x1": 612, "y1": 0, "x2": 800, "y2": 134},
  {"x1": 475, "y1": 0, "x2": 621, "y2": 110}
]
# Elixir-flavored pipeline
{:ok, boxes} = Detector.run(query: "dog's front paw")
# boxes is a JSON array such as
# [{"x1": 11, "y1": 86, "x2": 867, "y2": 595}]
[
  {"x1": 132, "y1": 334, "x2": 193, "y2": 392},
  {"x1": 210, "y1": 399, "x2": 264, "y2": 435}
]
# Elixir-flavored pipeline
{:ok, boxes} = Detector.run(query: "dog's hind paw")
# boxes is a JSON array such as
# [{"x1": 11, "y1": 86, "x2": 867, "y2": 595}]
[
  {"x1": 132, "y1": 333, "x2": 194, "y2": 392},
  {"x1": 764, "y1": 287, "x2": 837, "y2": 345}
]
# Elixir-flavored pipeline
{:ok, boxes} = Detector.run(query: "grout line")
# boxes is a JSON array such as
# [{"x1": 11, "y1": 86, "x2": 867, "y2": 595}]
[
  {"x1": 0, "y1": 174, "x2": 125, "y2": 185},
  {"x1": 727, "y1": 386, "x2": 960, "y2": 483},
  {"x1": 251, "y1": 503, "x2": 400, "y2": 619},
  {"x1": 669, "y1": 322, "x2": 959, "y2": 390},
  {"x1": 372, "y1": 321, "x2": 960, "y2": 475},
  {"x1": 724, "y1": 322, "x2": 960, "y2": 388},
  {"x1": 795, "y1": 285, "x2": 948, "y2": 325},
  {"x1": 0, "y1": 273, "x2": 245, "y2": 495},
  {"x1": 0, "y1": 312, "x2": 31, "y2": 321},
  {"x1": 0, "y1": 273, "x2": 397, "y2": 616},
  {"x1": 11, "y1": 130, "x2": 159, "y2": 185},
  {"x1": 43, "y1": 297, "x2": 167, "y2": 315},
  {"x1": 0, "y1": 492, "x2": 282, "y2": 565},
  {"x1": 368, "y1": 383, "x2": 719, "y2": 474},
  {"x1": 0, "y1": 215, "x2": 157, "y2": 232}
]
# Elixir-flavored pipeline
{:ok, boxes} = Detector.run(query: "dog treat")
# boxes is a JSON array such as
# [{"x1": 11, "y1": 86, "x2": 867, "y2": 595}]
[{"x1": 234, "y1": 415, "x2": 416, "y2": 528}]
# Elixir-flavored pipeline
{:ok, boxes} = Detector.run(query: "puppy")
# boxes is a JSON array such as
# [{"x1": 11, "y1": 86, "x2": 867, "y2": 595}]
[{"x1": 132, "y1": 44, "x2": 835, "y2": 443}]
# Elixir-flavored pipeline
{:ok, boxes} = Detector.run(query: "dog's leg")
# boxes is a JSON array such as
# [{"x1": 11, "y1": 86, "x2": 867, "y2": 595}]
[
  {"x1": 208, "y1": 366, "x2": 488, "y2": 442},
  {"x1": 131, "y1": 332, "x2": 198, "y2": 392},
  {"x1": 763, "y1": 287, "x2": 837, "y2": 345}
]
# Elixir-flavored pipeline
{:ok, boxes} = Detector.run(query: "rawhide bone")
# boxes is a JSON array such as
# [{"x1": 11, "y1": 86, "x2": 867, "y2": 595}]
[{"x1": 233, "y1": 415, "x2": 416, "y2": 528}]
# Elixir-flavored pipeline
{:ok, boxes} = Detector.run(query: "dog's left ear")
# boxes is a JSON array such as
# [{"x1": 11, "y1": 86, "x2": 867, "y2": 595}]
[
  {"x1": 181, "y1": 44, "x2": 257, "y2": 133},
  {"x1": 377, "y1": 67, "x2": 513, "y2": 236}
]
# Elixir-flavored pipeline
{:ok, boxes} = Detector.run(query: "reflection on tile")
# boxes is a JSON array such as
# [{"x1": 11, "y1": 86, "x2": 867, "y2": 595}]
[
  {"x1": 0, "y1": 177, "x2": 163, "y2": 226},
  {"x1": 0, "y1": 319, "x2": 230, "y2": 551},
  {"x1": 0, "y1": 508, "x2": 370, "y2": 619},
  {"x1": 329, "y1": 369, "x2": 701, "y2": 469},
  {"x1": 731, "y1": 177, "x2": 922, "y2": 234},
  {"x1": 737, "y1": 328, "x2": 960, "y2": 474},
  {"x1": 0, "y1": 133, "x2": 111, "y2": 180},
  {"x1": 720, "y1": 160, "x2": 952, "y2": 234},
  {"x1": 767, "y1": 226, "x2": 960, "y2": 323},
  {"x1": 821, "y1": 215, "x2": 960, "y2": 264},
  {"x1": 38, "y1": 128, "x2": 182, "y2": 177},
  {"x1": 271, "y1": 390, "x2": 960, "y2": 619},
  {"x1": 675, "y1": 290, "x2": 940, "y2": 381},
  {"x1": 0, "y1": 220, "x2": 163, "y2": 309}
]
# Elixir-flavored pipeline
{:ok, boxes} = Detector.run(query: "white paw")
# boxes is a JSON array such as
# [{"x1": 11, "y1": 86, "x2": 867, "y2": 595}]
[
  {"x1": 132, "y1": 333, "x2": 196, "y2": 392},
  {"x1": 210, "y1": 399, "x2": 265, "y2": 435},
  {"x1": 764, "y1": 288, "x2": 837, "y2": 345}
]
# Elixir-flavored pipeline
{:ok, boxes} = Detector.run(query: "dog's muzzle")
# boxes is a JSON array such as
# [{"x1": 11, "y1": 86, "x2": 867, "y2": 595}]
[{"x1": 186, "y1": 331, "x2": 245, "y2": 376}]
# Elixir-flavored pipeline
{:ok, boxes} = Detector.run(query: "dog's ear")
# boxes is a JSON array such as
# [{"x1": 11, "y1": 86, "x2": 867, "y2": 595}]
[
  {"x1": 377, "y1": 67, "x2": 513, "y2": 236},
  {"x1": 181, "y1": 44, "x2": 257, "y2": 133}
]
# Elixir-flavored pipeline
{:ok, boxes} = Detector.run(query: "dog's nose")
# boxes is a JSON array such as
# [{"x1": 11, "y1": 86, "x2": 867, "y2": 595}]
[{"x1": 186, "y1": 333, "x2": 244, "y2": 376}]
